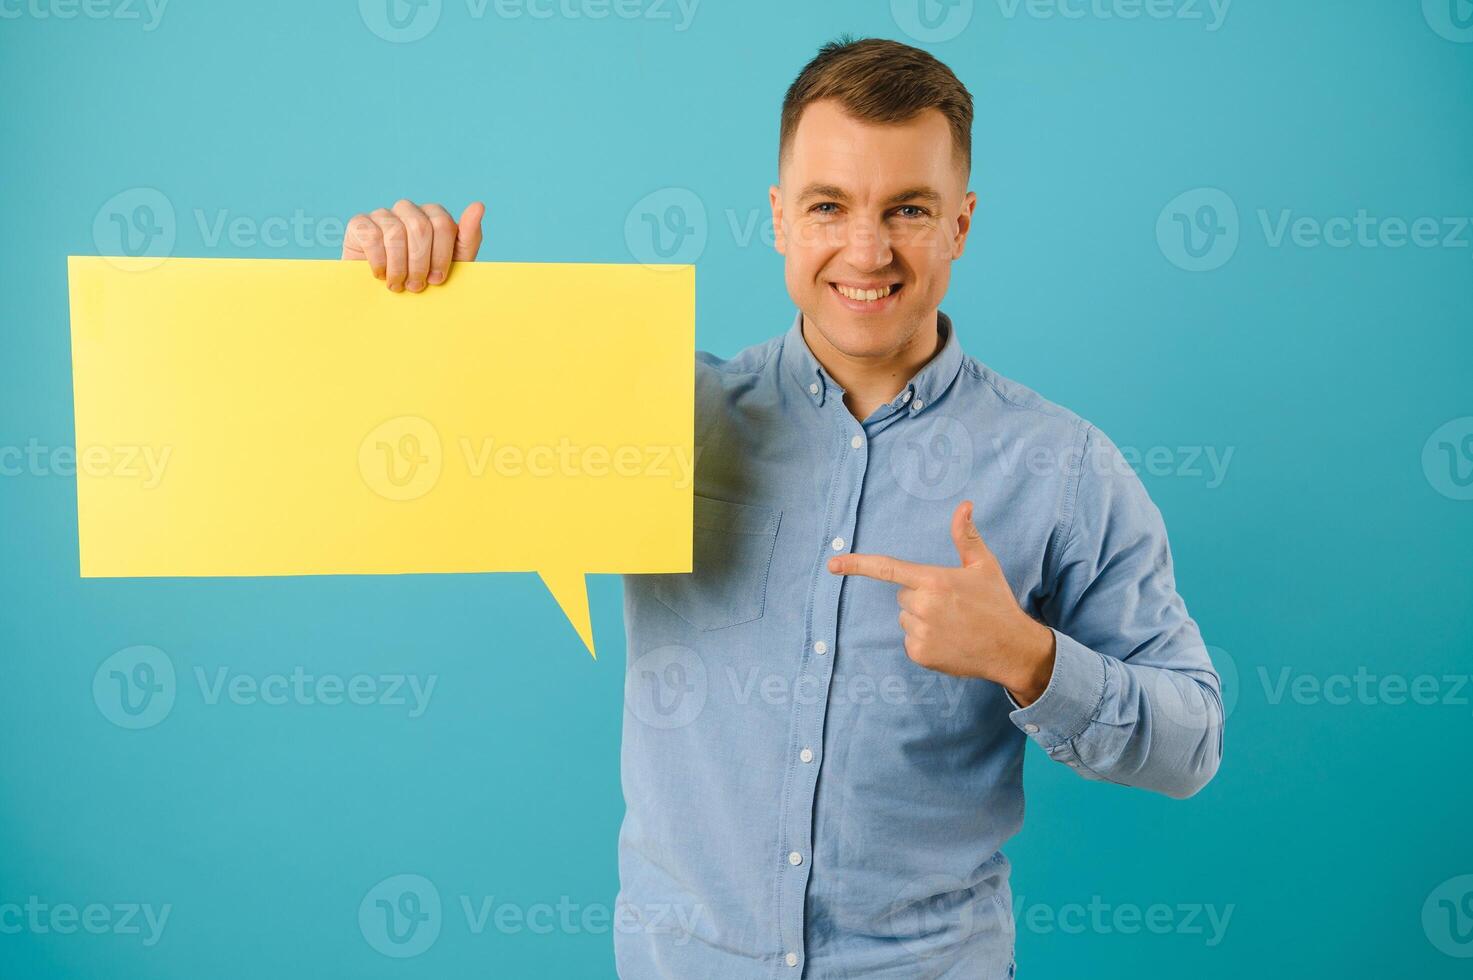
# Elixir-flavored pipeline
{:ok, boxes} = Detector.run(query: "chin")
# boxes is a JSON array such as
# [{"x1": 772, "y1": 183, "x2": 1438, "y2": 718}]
[{"x1": 810, "y1": 312, "x2": 910, "y2": 359}]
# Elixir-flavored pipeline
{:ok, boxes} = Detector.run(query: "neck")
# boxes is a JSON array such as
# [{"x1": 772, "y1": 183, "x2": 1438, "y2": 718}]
[{"x1": 802, "y1": 312, "x2": 944, "y2": 420}]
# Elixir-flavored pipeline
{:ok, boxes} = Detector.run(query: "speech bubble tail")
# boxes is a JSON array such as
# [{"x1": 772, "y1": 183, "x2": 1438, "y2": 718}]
[{"x1": 537, "y1": 569, "x2": 596, "y2": 658}]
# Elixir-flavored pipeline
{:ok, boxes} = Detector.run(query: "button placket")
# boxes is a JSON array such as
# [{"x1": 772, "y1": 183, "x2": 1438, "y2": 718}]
[{"x1": 774, "y1": 396, "x2": 869, "y2": 965}]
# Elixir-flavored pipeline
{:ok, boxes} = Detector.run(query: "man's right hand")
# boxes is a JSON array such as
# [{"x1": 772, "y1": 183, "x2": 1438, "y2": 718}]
[{"x1": 341, "y1": 199, "x2": 485, "y2": 293}]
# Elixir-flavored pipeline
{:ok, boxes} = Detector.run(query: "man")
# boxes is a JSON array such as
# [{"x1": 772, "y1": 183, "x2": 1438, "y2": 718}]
[{"x1": 341, "y1": 36, "x2": 1223, "y2": 980}]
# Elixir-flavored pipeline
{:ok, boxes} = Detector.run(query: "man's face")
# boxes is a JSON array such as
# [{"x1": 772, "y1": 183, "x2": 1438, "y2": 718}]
[{"x1": 770, "y1": 99, "x2": 976, "y2": 362}]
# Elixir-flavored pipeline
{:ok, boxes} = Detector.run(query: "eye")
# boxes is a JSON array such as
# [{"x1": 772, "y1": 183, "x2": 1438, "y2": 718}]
[
  {"x1": 894, "y1": 205, "x2": 930, "y2": 219},
  {"x1": 810, "y1": 202, "x2": 840, "y2": 215}
]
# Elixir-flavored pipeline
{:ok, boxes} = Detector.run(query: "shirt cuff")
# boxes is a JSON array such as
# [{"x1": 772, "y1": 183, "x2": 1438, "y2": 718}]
[{"x1": 1007, "y1": 629, "x2": 1108, "y2": 749}]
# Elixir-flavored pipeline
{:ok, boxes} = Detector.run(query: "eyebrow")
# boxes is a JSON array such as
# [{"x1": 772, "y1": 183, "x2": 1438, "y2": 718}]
[{"x1": 795, "y1": 183, "x2": 943, "y2": 208}]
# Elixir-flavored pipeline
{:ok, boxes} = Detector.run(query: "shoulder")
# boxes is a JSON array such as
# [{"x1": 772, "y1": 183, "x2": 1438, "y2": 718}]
[
  {"x1": 955, "y1": 355, "x2": 1096, "y2": 451},
  {"x1": 954, "y1": 357, "x2": 1155, "y2": 531}
]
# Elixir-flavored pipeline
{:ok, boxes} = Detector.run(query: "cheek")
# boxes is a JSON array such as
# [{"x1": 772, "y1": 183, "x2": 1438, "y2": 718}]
[{"x1": 783, "y1": 229, "x2": 827, "y2": 280}]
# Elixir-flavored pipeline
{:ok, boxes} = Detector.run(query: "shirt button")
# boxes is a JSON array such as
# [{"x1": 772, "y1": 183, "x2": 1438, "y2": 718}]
[
  {"x1": 912, "y1": 399, "x2": 925, "y2": 411},
  {"x1": 902, "y1": 390, "x2": 912, "y2": 403},
  {"x1": 788, "y1": 851, "x2": 803, "y2": 866},
  {"x1": 1023, "y1": 723, "x2": 1040, "y2": 734},
  {"x1": 813, "y1": 640, "x2": 828, "y2": 655},
  {"x1": 808, "y1": 383, "x2": 819, "y2": 396},
  {"x1": 800, "y1": 748, "x2": 814, "y2": 763},
  {"x1": 785, "y1": 953, "x2": 799, "y2": 967},
  {"x1": 830, "y1": 537, "x2": 845, "y2": 551},
  {"x1": 850, "y1": 434, "x2": 863, "y2": 449}
]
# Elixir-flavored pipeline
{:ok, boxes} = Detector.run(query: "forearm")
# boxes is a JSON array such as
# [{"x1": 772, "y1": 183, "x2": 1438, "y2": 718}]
[{"x1": 1008, "y1": 630, "x2": 1224, "y2": 799}]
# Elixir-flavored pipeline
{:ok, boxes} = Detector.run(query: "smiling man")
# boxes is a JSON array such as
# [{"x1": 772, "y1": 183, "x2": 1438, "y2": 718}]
[{"x1": 342, "y1": 36, "x2": 1224, "y2": 979}]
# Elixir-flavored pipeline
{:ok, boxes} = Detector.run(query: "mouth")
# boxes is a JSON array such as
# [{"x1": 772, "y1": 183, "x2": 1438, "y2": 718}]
[{"x1": 829, "y1": 280, "x2": 904, "y2": 313}]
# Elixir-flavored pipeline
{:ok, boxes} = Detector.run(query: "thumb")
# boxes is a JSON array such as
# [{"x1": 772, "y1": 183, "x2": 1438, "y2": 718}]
[
  {"x1": 951, "y1": 500, "x2": 991, "y2": 567},
  {"x1": 454, "y1": 201, "x2": 485, "y2": 261}
]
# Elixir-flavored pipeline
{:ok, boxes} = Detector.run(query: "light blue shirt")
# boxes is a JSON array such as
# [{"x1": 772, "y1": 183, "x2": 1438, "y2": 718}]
[{"x1": 616, "y1": 311, "x2": 1224, "y2": 978}]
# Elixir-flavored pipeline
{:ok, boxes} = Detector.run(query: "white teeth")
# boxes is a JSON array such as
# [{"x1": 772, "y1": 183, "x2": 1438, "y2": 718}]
[{"x1": 835, "y1": 283, "x2": 894, "y2": 302}]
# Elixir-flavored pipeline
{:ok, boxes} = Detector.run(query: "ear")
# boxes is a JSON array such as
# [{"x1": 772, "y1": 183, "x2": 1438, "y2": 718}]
[
  {"x1": 769, "y1": 183, "x2": 787, "y2": 256},
  {"x1": 952, "y1": 189, "x2": 978, "y2": 260}
]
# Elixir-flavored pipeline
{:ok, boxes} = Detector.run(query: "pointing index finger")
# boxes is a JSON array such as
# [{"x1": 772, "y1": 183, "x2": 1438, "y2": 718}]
[{"x1": 828, "y1": 552, "x2": 931, "y2": 587}]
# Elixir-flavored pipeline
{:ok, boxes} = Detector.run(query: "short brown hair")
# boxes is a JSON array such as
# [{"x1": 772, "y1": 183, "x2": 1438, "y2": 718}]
[{"x1": 778, "y1": 36, "x2": 974, "y2": 177}]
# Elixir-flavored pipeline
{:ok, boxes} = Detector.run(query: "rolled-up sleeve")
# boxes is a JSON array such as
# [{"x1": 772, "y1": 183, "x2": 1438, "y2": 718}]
[{"x1": 1007, "y1": 424, "x2": 1225, "y2": 799}]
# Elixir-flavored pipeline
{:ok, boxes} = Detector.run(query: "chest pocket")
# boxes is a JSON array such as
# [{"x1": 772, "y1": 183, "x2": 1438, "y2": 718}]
[{"x1": 648, "y1": 494, "x2": 781, "y2": 631}]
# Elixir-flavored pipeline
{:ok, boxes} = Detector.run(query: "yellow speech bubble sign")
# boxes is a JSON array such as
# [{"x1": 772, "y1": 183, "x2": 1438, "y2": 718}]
[{"x1": 67, "y1": 256, "x2": 696, "y2": 657}]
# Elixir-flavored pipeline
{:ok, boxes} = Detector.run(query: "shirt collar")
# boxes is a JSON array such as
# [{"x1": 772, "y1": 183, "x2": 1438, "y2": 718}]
[{"x1": 779, "y1": 309, "x2": 966, "y2": 418}]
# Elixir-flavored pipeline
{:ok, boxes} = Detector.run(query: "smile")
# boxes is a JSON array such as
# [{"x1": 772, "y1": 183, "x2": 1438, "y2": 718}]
[{"x1": 829, "y1": 281, "x2": 903, "y2": 310}]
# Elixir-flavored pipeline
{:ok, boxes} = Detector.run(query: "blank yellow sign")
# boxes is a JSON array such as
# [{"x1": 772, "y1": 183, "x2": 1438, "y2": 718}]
[{"x1": 67, "y1": 256, "x2": 696, "y2": 657}]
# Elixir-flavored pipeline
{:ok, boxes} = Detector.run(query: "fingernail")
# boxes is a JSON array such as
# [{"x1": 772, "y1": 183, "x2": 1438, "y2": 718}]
[
  {"x1": 427, "y1": 272, "x2": 444, "y2": 285},
  {"x1": 406, "y1": 280, "x2": 424, "y2": 292},
  {"x1": 389, "y1": 282, "x2": 403, "y2": 293}
]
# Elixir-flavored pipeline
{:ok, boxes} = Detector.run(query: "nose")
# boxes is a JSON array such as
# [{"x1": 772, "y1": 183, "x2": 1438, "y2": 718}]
[{"x1": 839, "y1": 213, "x2": 893, "y2": 274}]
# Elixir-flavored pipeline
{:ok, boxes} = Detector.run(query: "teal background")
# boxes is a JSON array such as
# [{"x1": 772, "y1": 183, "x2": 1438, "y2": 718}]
[{"x1": 3, "y1": 0, "x2": 1472, "y2": 976}]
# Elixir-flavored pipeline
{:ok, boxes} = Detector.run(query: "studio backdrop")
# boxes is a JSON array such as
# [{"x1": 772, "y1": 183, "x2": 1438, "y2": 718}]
[{"x1": 2, "y1": 1, "x2": 1471, "y2": 977}]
